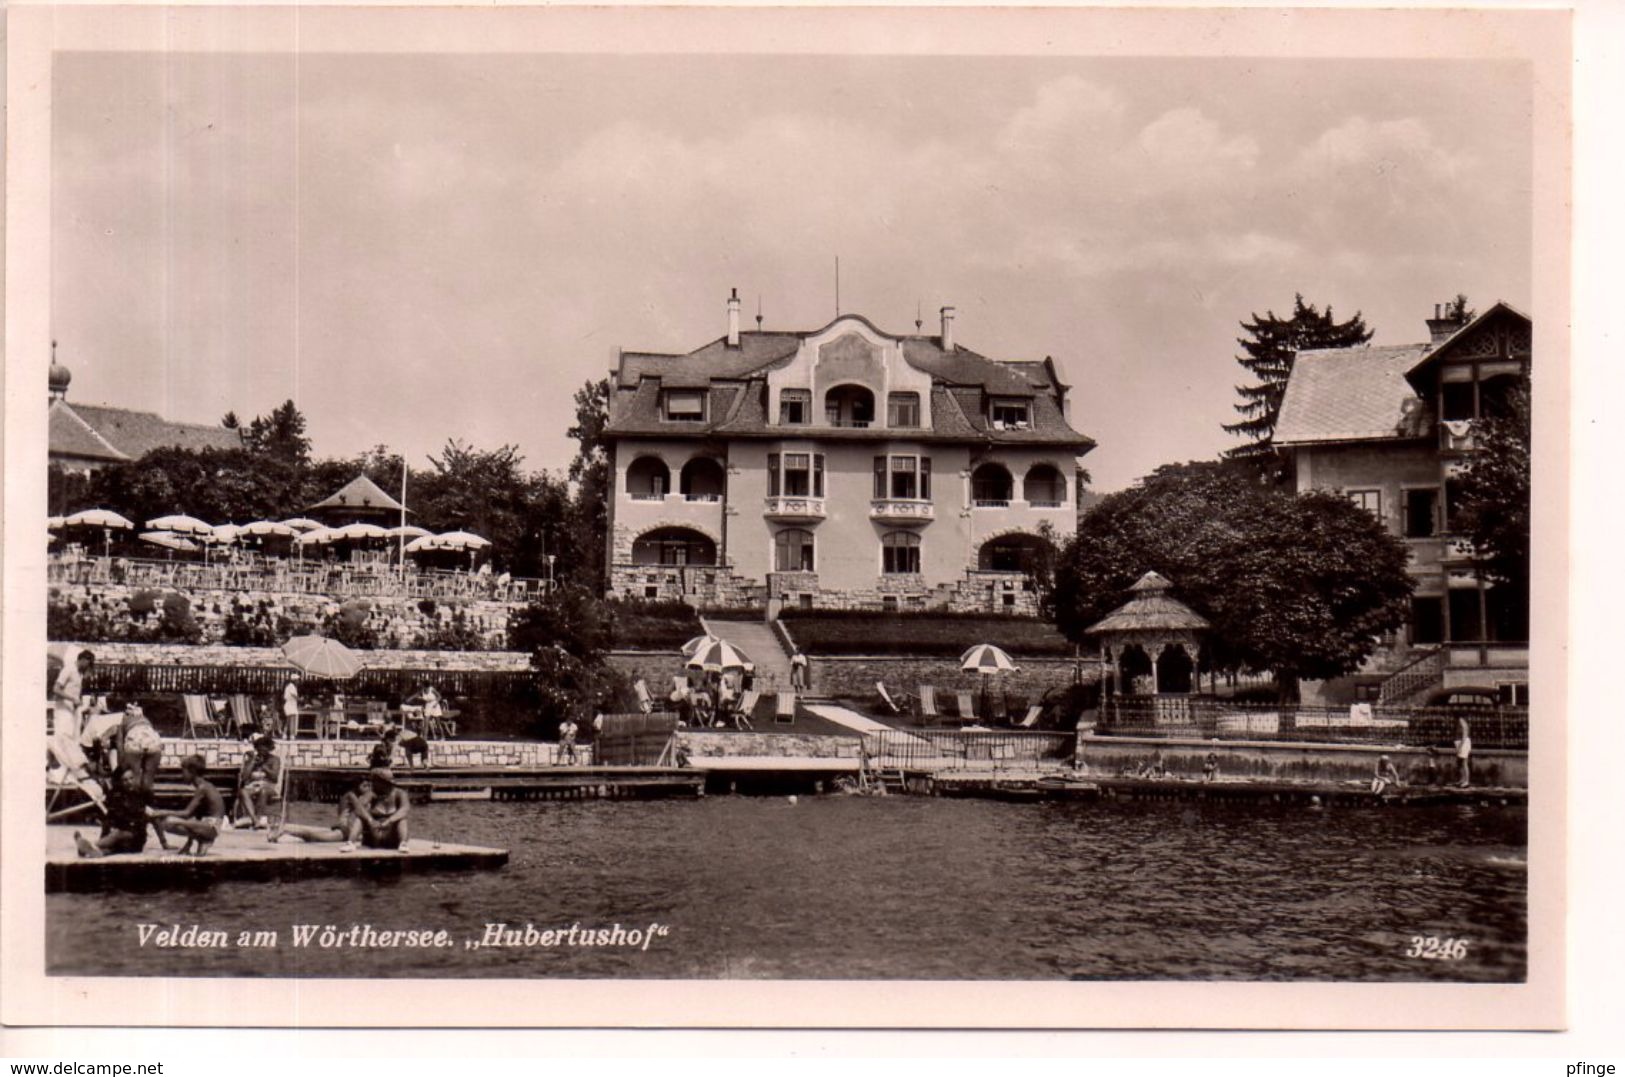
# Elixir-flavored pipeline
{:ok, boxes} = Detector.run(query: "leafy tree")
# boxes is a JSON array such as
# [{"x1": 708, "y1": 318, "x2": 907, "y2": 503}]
[
  {"x1": 47, "y1": 463, "x2": 96, "y2": 516},
  {"x1": 566, "y1": 379, "x2": 612, "y2": 588},
  {"x1": 1051, "y1": 460, "x2": 1413, "y2": 698},
  {"x1": 1451, "y1": 373, "x2": 1530, "y2": 639},
  {"x1": 509, "y1": 585, "x2": 623, "y2": 736},
  {"x1": 1224, "y1": 295, "x2": 1373, "y2": 461}
]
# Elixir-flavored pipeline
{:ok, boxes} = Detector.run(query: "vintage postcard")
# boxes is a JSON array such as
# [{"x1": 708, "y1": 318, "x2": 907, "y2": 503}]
[{"x1": 1, "y1": 3, "x2": 1571, "y2": 1030}]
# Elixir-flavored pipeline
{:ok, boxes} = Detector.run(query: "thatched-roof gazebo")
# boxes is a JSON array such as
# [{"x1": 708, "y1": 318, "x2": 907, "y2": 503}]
[{"x1": 1084, "y1": 571, "x2": 1210, "y2": 696}]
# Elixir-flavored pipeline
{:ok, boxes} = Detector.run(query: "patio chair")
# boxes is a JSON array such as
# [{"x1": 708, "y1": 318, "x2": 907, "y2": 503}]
[
  {"x1": 1016, "y1": 705, "x2": 1042, "y2": 728},
  {"x1": 734, "y1": 689, "x2": 760, "y2": 730},
  {"x1": 426, "y1": 708, "x2": 459, "y2": 740},
  {"x1": 633, "y1": 679, "x2": 654, "y2": 715},
  {"x1": 917, "y1": 685, "x2": 940, "y2": 722},
  {"x1": 774, "y1": 690, "x2": 796, "y2": 724},
  {"x1": 181, "y1": 694, "x2": 223, "y2": 740},
  {"x1": 228, "y1": 694, "x2": 260, "y2": 737},
  {"x1": 954, "y1": 691, "x2": 977, "y2": 722}
]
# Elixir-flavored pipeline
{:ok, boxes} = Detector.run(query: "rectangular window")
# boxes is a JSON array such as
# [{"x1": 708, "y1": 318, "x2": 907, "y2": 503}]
[
  {"x1": 1443, "y1": 478, "x2": 1465, "y2": 534},
  {"x1": 882, "y1": 539, "x2": 921, "y2": 574},
  {"x1": 887, "y1": 392, "x2": 921, "y2": 428},
  {"x1": 664, "y1": 390, "x2": 705, "y2": 421},
  {"x1": 783, "y1": 453, "x2": 811, "y2": 497},
  {"x1": 1440, "y1": 381, "x2": 1476, "y2": 422},
  {"x1": 1497, "y1": 682, "x2": 1530, "y2": 706},
  {"x1": 890, "y1": 457, "x2": 918, "y2": 500},
  {"x1": 882, "y1": 595, "x2": 899, "y2": 612},
  {"x1": 812, "y1": 454, "x2": 824, "y2": 498},
  {"x1": 1448, "y1": 588, "x2": 1482, "y2": 643},
  {"x1": 1403, "y1": 488, "x2": 1439, "y2": 538},
  {"x1": 991, "y1": 399, "x2": 1030, "y2": 428},
  {"x1": 779, "y1": 390, "x2": 810, "y2": 425},
  {"x1": 921, "y1": 457, "x2": 932, "y2": 500},
  {"x1": 874, "y1": 456, "x2": 887, "y2": 499},
  {"x1": 1410, "y1": 596, "x2": 1444, "y2": 645},
  {"x1": 767, "y1": 453, "x2": 780, "y2": 497},
  {"x1": 1348, "y1": 489, "x2": 1381, "y2": 519}
]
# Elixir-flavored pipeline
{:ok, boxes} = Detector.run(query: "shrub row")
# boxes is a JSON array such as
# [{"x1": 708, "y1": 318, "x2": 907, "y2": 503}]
[{"x1": 778, "y1": 609, "x2": 1076, "y2": 657}]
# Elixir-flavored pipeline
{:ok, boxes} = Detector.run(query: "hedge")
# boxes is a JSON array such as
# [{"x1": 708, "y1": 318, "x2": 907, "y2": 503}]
[{"x1": 778, "y1": 609, "x2": 1077, "y2": 657}]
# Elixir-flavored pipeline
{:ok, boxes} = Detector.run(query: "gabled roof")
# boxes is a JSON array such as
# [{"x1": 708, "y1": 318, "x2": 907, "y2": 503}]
[
  {"x1": 308, "y1": 474, "x2": 405, "y2": 513},
  {"x1": 1084, "y1": 571, "x2": 1211, "y2": 635},
  {"x1": 49, "y1": 400, "x2": 243, "y2": 462},
  {"x1": 49, "y1": 400, "x2": 129, "y2": 462},
  {"x1": 1274, "y1": 344, "x2": 1433, "y2": 447},
  {"x1": 1403, "y1": 301, "x2": 1531, "y2": 392}
]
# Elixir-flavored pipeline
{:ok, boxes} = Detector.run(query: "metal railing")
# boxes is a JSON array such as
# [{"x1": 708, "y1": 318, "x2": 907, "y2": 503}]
[
  {"x1": 862, "y1": 729, "x2": 1076, "y2": 772},
  {"x1": 1097, "y1": 697, "x2": 1527, "y2": 750}
]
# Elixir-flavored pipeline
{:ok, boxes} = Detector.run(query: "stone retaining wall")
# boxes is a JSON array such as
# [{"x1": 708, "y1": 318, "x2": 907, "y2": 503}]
[
  {"x1": 677, "y1": 731, "x2": 861, "y2": 759},
  {"x1": 1078, "y1": 734, "x2": 1527, "y2": 788},
  {"x1": 162, "y1": 736, "x2": 580, "y2": 770},
  {"x1": 64, "y1": 641, "x2": 532, "y2": 672},
  {"x1": 805, "y1": 654, "x2": 1088, "y2": 702},
  {"x1": 605, "y1": 651, "x2": 689, "y2": 694}
]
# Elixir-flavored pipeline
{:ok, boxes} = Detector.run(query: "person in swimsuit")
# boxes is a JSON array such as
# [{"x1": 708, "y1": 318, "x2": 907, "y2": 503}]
[
  {"x1": 355, "y1": 768, "x2": 410, "y2": 853},
  {"x1": 1370, "y1": 754, "x2": 1405, "y2": 795},
  {"x1": 154, "y1": 755, "x2": 226, "y2": 856},
  {"x1": 1454, "y1": 715, "x2": 1473, "y2": 788},
  {"x1": 271, "y1": 776, "x2": 372, "y2": 845},
  {"x1": 74, "y1": 767, "x2": 162, "y2": 858},
  {"x1": 235, "y1": 735, "x2": 283, "y2": 829}
]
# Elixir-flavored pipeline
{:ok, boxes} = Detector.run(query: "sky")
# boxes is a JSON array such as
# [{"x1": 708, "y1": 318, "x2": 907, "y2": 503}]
[{"x1": 50, "y1": 51, "x2": 1532, "y2": 490}]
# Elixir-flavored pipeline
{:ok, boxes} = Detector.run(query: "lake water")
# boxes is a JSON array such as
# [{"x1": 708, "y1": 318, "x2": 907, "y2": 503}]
[{"x1": 47, "y1": 795, "x2": 1526, "y2": 981}]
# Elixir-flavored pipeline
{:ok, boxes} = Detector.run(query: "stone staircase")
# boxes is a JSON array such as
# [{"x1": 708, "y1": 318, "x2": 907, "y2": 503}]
[{"x1": 699, "y1": 615, "x2": 796, "y2": 694}]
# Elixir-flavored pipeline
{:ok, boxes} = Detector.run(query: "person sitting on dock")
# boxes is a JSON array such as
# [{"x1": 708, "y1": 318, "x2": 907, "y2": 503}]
[
  {"x1": 153, "y1": 755, "x2": 226, "y2": 856},
  {"x1": 1202, "y1": 752, "x2": 1220, "y2": 782},
  {"x1": 1370, "y1": 755, "x2": 1405, "y2": 796},
  {"x1": 1454, "y1": 716, "x2": 1473, "y2": 789},
  {"x1": 235, "y1": 735, "x2": 282, "y2": 829},
  {"x1": 371, "y1": 725, "x2": 431, "y2": 771},
  {"x1": 353, "y1": 768, "x2": 410, "y2": 853},
  {"x1": 73, "y1": 767, "x2": 163, "y2": 858},
  {"x1": 271, "y1": 775, "x2": 372, "y2": 846},
  {"x1": 1134, "y1": 751, "x2": 1167, "y2": 779}
]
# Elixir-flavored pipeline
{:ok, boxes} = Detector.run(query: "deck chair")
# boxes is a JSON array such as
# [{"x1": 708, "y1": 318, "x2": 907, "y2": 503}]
[
  {"x1": 876, "y1": 682, "x2": 902, "y2": 715},
  {"x1": 1016, "y1": 705, "x2": 1042, "y2": 728},
  {"x1": 228, "y1": 694, "x2": 259, "y2": 737},
  {"x1": 633, "y1": 679, "x2": 654, "y2": 714},
  {"x1": 182, "y1": 694, "x2": 223, "y2": 739},
  {"x1": 774, "y1": 690, "x2": 796, "y2": 724},
  {"x1": 47, "y1": 731, "x2": 107, "y2": 820},
  {"x1": 734, "y1": 689, "x2": 760, "y2": 730},
  {"x1": 990, "y1": 693, "x2": 1009, "y2": 724},
  {"x1": 954, "y1": 691, "x2": 976, "y2": 722},
  {"x1": 917, "y1": 685, "x2": 940, "y2": 722}
]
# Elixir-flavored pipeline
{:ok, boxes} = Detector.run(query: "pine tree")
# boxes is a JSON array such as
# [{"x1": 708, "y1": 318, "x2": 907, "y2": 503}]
[{"x1": 1223, "y1": 294, "x2": 1373, "y2": 460}]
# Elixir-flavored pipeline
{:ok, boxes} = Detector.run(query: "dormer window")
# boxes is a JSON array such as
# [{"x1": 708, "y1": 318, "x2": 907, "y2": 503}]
[
  {"x1": 779, "y1": 389, "x2": 811, "y2": 425},
  {"x1": 887, "y1": 392, "x2": 921, "y2": 428},
  {"x1": 990, "y1": 399, "x2": 1030, "y2": 429},
  {"x1": 663, "y1": 390, "x2": 706, "y2": 422}
]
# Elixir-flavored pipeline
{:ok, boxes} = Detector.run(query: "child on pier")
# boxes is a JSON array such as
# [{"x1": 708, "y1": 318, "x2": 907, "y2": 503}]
[
  {"x1": 235, "y1": 735, "x2": 283, "y2": 829},
  {"x1": 154, "y1": 755, "x2": 226, "y2": 856}
]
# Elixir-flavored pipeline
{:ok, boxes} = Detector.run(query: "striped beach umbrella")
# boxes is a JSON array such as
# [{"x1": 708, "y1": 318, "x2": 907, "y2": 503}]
[
  {"x1": 680, "y1": 633, "x2": 721, "y2": 658},
  {"x1": 960, "y1": 643, "x2": 1019, "y2": 674},
  {"x1": 685, "y1": 637, "x2": 754, "y2": 673}
]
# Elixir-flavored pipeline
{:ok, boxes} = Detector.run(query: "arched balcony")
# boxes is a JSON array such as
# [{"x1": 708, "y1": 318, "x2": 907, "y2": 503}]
[
  {"x1": 970, "y1": 463, "x2": 1014, "y2": 507},
  {"x1": 626, "y1": 456, "x2": 671, "y2": 501},
  {"x1": 679, "y1": 457, "x2": 726, "y2": 502},
  {"x1": 630, "y1": 527, "x2": 717, "y2": 566},
  {"x1": 1022, "y1": 464, "x2": 1067, "y2": 507},
  {"x1": 824, "y1": 384, "x2": 876, "y2": 428}
]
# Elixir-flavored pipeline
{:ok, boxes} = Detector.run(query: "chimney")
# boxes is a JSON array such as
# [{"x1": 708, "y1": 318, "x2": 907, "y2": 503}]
[
  {"x1": 940, "y1": 305, "x2": 956, "y2": 352},
  {"x1": 1425, "y1": 299, "x2": 1463, "y2": 345},
  {"x1": 726, "y1": 288, "x2": 741, "y2": 347}
]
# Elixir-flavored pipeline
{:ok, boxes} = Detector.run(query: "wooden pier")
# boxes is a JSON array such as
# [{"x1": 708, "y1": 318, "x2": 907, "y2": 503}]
[
  {"x1": 45, "y1": 825, "x2": 508, "y2": 893},
  {"x1": 1023, "y1": 773, "x2": 1525, "y2": 807},
  {"x1": 291, "y1": 764, "x2": 705, "y2": 803}
]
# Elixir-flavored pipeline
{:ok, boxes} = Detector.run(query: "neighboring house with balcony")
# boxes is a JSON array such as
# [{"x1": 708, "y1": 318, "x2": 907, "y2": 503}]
[
  {"x1": 602, "y1": 291, "x2": 1095, "y2": 614},
  {"x1": 1274, "y1": 300, "x2": 1531, "y2": 704}
]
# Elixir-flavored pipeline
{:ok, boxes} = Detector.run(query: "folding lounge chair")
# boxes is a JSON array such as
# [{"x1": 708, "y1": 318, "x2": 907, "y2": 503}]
[
  {"x1": 954, "y1": 691, "x2": 976, "y2": 722},
  {"x1": 1016, "y1": 705, "x2": 1042, "y2": 729},
  {"x1": 633, "y1": 679, "x2": 654, "y2": 715},
  {"x1": 228, "y1": 694, "x2": 259, "y2": 737},
  {"x1": 917, "y1": 685, "x2": 939, "y2": 722},
  {"x1": 734, "y1": 689, "x2": 760, "y2": 729},
  {"x1": 876, "y1": 682, "x2": 902, "y2": 715},
  {"x1": 47, "y1": 732, "x2": 107, "y2": 820},
  {"x1": 774, "y1": 691, "x2": 796, "y2": 724},
  {"x1": 182, "y1": 694, "x2": 223, "y2": 739}
]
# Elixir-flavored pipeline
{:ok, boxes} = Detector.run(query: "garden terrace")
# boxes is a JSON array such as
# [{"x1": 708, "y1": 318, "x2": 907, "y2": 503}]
[{"x1": 778, "y1": 609, "x2": 1076, "y2": 658}]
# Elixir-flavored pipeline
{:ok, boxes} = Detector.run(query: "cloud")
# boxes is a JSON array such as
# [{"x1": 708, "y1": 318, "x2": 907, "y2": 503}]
[{"x1": 1117, "y1": 107, "x2": 1260, "y2": 191}]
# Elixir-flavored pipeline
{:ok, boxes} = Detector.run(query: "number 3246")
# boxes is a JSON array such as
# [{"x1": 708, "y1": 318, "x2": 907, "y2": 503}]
[{"x1": 1406, "y1": 936, "x2": 1470, "y2": 960}]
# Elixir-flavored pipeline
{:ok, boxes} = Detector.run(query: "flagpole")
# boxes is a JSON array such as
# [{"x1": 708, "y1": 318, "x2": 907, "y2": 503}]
[{"x1": 399, "y1": 459, "x2": 408, "y2": 574}]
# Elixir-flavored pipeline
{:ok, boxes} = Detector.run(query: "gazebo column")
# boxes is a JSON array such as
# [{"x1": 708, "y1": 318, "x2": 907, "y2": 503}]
[{"x1": 1149, "y1": 644, "x2": 1161, "y2": 697}]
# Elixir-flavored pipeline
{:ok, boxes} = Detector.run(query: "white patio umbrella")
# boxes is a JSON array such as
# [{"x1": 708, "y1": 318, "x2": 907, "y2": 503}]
[
  {"x1": 145, "y1": 513, "x2": 214, "y2": 536},
  {"x1": 139, "y1": 531, "x2": 200, "y2": 555},
  {"x1": 209, "y1": 523, "x2": 243, "y2": 544},
  {"x1": 280, "y1": 517, "x2": 324, "y2": 532},
  {"x1": 239, "y1": 520, "x2": 297, "y2": 537},
  {"x1": 281, "y1": 634, "x2": 365, "y2": 680},
  {"x1": 433, "y1": 530, "x2": 491, "y2": 549},
  {"x1": 297, "y1": 527, "x2": 340, "y2": 545},
  {"x1": 47, "y1": 516, "x2": 66, "y2": 530},
  {"x1": 330, "y1": 522, "x2": 390, "y2": 541},
  {"x1": 686, "y1": 637, "x2": 755, "y2": 674},
  {"x1": 386, "y1": 524, "x2": 431, "y2": 539},
  {"x1": 961, "y1": 643, "x2": 1020, "y2": 724},
  {"x1": 65, "y1": 508, "x2": 135, "y2": 557}
]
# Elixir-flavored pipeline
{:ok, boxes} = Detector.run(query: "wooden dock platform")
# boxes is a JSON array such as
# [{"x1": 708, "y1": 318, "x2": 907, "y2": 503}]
[
  {"x1": 45, "y1": 825, "x2": 508, "y2": 893},
  {"x1": 293, "y1": 764, "x2": 705, "y2": 802},
  {"x1": 924, "y1": 772, "x2": 1527, "y2": 807}
]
